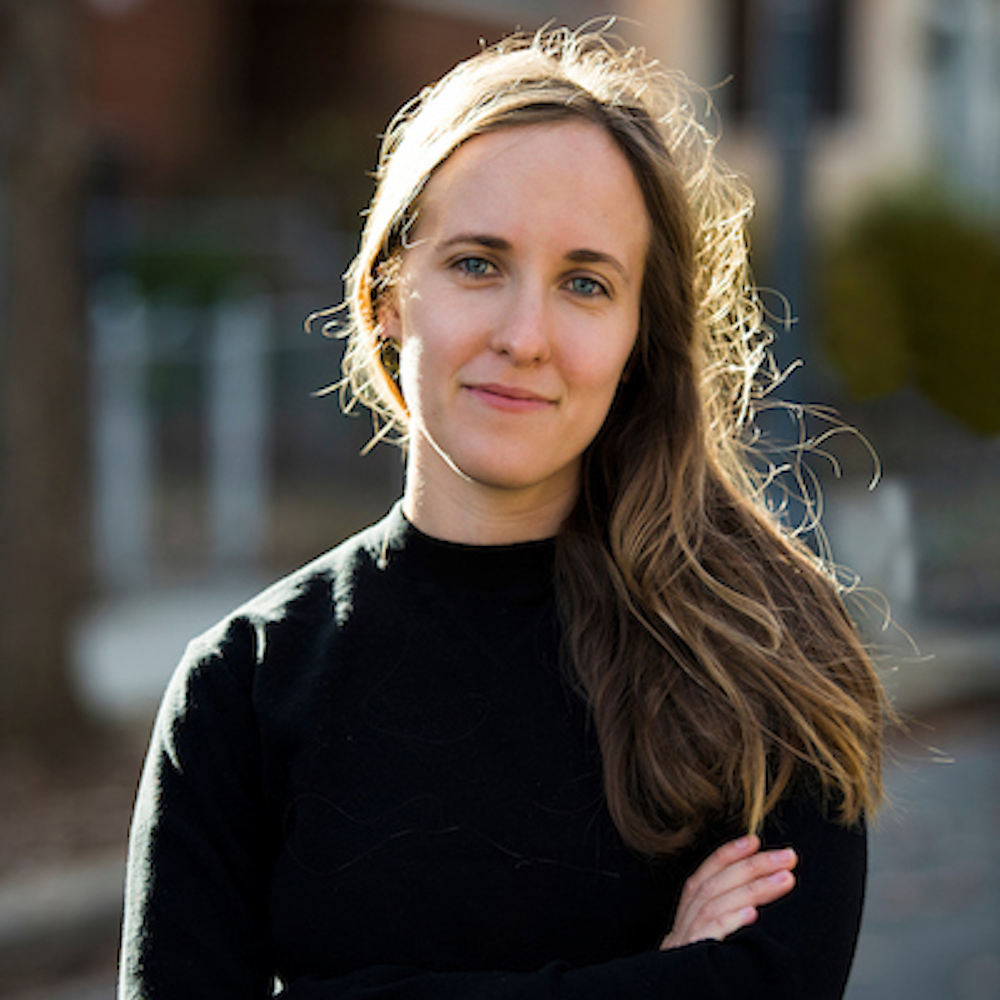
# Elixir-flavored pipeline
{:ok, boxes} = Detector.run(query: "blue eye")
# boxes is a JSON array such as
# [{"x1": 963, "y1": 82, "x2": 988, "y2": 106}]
[
  {"x1": 568, "y1": 276, "x2": 607, "y2": 297},
  {"x1": 456, "y1": 257, "x2": 495, "y2": 277}
]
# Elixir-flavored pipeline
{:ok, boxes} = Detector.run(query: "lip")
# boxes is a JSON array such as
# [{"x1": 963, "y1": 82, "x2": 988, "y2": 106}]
[{"x1": 464, "y1": 382, "x2": 555, "y2": 412}]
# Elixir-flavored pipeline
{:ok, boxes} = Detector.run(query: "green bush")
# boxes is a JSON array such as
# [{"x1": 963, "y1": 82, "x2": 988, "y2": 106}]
[{"x1": 822, "y1": 193, "x2": 1000, "y2": 435}]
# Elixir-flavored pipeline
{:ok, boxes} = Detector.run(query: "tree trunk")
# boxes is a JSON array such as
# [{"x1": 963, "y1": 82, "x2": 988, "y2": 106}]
[{"x1": 0, "y1": 0, "x2": 93, "y2": 752}]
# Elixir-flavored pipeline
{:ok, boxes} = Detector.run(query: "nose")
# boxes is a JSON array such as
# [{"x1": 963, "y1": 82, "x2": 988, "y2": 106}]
[{"x1": 489, "y1": 283, "x2": 552, "y2": 365}]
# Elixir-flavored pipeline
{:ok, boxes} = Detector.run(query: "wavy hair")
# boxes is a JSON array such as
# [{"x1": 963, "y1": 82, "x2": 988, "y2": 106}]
[{"x1": 326, "y1": 26, "x2": 889, "y2": 855}]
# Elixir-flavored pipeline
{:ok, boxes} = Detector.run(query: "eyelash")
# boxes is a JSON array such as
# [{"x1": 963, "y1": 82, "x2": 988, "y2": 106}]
[
  {"x1": 451, "y1": 256, "x2": 610, "y2": 298},
  {"x1": 454, "y1": 256, "x2": 497, "y2": 278},
  {"x1": 566, "y1": 275, "x2": 609, "y2": 298}
]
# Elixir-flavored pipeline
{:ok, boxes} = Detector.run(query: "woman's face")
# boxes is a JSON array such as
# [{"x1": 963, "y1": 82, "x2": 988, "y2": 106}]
[{"x1": 383, "y1": 121, "x2": 649, "y2": 529}]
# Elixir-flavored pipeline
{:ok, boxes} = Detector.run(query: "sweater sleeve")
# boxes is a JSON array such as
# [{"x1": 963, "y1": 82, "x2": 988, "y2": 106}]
[
  {"x1": 120, "y1": 617, "x2": 866, "y2": 1000},
  {"x1": 278, "y1": 795, "x2": 866, "y2": 1000},
  {"x1": 119, "y1": 617, "x2": 276, "y2": 1000}
]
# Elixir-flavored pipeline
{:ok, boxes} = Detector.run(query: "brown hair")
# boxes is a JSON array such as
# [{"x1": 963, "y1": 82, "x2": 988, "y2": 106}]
[{"x1": 323, "y1": 26, "x2": 890, "y2": 855}]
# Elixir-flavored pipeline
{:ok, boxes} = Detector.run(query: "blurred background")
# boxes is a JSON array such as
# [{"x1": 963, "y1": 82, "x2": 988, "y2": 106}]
[{"x1": 0, "y1": 0, "x2": 997, "y2": 997}]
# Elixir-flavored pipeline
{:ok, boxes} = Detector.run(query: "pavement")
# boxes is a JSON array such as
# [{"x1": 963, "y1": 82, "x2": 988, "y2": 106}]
[
  {"x1": 1, "y1": 582, "x2": 998, "y2": 999},
  {"x1": 847, "y1": 703, "x2": 1000, "y2": 1000}
]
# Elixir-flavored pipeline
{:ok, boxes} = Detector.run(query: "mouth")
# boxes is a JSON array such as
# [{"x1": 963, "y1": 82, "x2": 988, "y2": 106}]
[{"x1": 464, "y1": 382, "x2": 555, "y2": 412}]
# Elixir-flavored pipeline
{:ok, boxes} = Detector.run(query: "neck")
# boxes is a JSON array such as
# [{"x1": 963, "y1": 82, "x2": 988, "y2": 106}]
[{"x1": 402, "y1": 444, "x2": 577, "y2": 546}]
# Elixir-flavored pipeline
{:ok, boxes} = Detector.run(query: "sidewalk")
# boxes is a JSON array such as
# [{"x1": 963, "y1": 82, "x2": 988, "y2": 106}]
[
  {"x1": 846, "y1": 701, "x2": 1000, "y2": 1000},
  {"x1": 1, "y1": 584, "x2": 998, "y2": 999}
]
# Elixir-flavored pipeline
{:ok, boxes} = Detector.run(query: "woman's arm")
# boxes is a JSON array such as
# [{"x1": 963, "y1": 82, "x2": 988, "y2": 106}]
[
  {"x1": 282, "y1": 800, "x2": 866, "y2": 1000},
  {"x1": 280, "y1": 801, "x2": 865, "y2": 1000},
  {"x1": 119, "y1": 618, "x2": 276, "y2": 1000},
  {"x1": 121, "y1": 615, "x2": 865, "y2": 1000},
  {"x1": 659, "y1": 834, "x2": 797, "y2": 949}
]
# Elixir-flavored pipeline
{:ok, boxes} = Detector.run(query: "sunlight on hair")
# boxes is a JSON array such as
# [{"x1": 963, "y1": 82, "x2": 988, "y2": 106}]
[{"x1": 306, "y1": 23, "x2": 895, "y2": 856}]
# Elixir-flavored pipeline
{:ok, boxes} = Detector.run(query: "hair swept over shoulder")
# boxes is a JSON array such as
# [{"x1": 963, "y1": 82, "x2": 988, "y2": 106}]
[{"x1": 323, "y1": 24, "x2": 890, "y2": 855}]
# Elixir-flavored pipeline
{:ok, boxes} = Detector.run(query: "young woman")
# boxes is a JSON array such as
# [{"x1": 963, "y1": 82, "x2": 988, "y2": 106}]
[{"x1": 119, "y1": 27, "x2": 888, "y2": 1000}]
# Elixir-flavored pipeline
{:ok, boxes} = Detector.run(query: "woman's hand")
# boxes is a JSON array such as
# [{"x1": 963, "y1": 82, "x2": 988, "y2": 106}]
[{"x1": 660, "y1": 835, "x2": 798, "y2": 950}]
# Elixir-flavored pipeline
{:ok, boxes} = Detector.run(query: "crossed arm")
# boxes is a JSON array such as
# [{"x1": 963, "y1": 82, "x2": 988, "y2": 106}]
[
  {"x1": 660, "y1": 834, "x2": 798, "y2": 950},
  {"x1": 120, "y1": 627, "x2": 863, "y2": 1000}
]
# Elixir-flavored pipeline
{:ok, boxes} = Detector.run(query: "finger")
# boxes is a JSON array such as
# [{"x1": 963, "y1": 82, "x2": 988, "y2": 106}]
[
  {"x1": 691, "y1": 868, "x2": 797, "y2": 939},
  {"x1": 672, "y1": 848, "x2": 797, "y2": 944},
  {"x1": 705, "y1": 867, "x2": 797, "y2": 922},
  {"x1": 694, "y1": 903, "x2": 760, "y2": 944},
  {"x1": 663, "y1": 868, "x2": 798, "y2": 950},
  {"x1": 672, "y1": 839, "x2": 760, "y2": 940},
  {"x1": 661, "y1": 903, "x2": 760, "y2": 949},
  {"x1": 687, "y1": 846, "x2": 797, "y2": 909},
  {"x1": 679, "y1": 835, "x2": 761, "y2": 900}
]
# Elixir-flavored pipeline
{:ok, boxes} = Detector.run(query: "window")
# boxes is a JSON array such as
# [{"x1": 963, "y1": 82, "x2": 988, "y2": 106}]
[{"x1": 721, "y1": 0, "x2": 852, "y2": 122}]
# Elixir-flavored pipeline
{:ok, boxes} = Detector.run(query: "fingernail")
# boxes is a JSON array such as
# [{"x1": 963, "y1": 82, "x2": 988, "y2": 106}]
[
  {"x1": 735, "y1": 836, "x2": 752, "y2": 848},
  {"x1": 771, "y1": 848, "x2": 795, "y2": 863},
  {"x1": 769, "y1": 870, "x2": 792, "y2": 884}
]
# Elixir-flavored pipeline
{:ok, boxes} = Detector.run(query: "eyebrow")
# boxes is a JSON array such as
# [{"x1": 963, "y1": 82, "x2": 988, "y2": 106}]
[
  {"x1": 436, "y1": 234, "x2": 629, "y2": 277},
  {"x1": 564, "y1": 248, "x2": 627, "y2": 277},
  {"x1": 437, "y1": 233, "x2": 511, "y2": 252}
]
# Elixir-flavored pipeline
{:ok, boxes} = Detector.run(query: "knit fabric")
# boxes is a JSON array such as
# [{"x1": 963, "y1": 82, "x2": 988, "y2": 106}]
[{"x1": 120, "y1": 504, "x2": 865, "y2": 999}]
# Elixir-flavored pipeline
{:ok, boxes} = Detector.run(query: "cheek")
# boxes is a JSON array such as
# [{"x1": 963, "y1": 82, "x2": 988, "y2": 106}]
[
  {"x1": 563, "y1": 332, "x2": 637, "y2": 400},
  {"x1": 400, "y1": 295, "x2": 496, "y2": 387},
  {"x1": 398, "y1": 336, "x2": 423, "y2": 389},
  {"x1": 397, "y1": 322, "x2": 468, "y2": 421}
]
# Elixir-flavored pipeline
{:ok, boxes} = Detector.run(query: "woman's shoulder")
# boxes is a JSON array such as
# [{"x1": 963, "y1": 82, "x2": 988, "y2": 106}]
[
  {"x1": 176, "y1": 505, "x2": 402, "y2": 682},
  {"x1": 239, "y1": 507, "x2": 398, "y2": 623}
]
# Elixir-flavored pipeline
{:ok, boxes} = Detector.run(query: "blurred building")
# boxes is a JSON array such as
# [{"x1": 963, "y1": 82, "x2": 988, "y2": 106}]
[
  {"x1": 83, "y1": 0, "x2": 612, "y2": 198},
  {"x1": 622, "y1": 0, "x2": 998, "y2": 219}
]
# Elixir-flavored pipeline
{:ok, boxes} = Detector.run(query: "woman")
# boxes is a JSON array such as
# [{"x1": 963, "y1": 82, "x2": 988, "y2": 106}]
[{"x1": 119, "y1": 27, "x2": 888, "y2": 1000}]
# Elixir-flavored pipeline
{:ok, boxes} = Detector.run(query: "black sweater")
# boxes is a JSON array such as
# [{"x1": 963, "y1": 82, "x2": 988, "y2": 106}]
[{"x1": 119, "y1": 504, "x2": 866, "y2": 999}]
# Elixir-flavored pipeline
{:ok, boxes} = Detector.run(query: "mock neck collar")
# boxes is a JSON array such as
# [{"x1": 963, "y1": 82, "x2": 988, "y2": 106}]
[{"x1": 374, "y1": 502, "x2": 557, "y2": 598}]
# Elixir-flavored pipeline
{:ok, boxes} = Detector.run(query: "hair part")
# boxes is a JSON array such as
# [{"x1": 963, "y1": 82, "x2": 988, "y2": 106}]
[{"x1": 324, "y1": 25, "x2": 890, "y2": 855}]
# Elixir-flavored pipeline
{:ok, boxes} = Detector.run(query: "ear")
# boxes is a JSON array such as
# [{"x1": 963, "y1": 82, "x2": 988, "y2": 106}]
[
  {"x1": 374, "y1": 286, "x2": 401, "y2": 345},
  {"x1": 372, "y1": 250, "x2": 404, "y2": 340}
]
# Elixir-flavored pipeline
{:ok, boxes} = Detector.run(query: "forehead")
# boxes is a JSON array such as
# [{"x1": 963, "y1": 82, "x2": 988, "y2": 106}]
[{"x1": 411, "y1": 121, "x2": 650, "y2": 258}]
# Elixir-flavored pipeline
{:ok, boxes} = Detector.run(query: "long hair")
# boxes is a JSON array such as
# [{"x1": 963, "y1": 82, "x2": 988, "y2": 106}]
[{"x1": 330, "y1": 26, "x2": 890, "y2": 855}]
